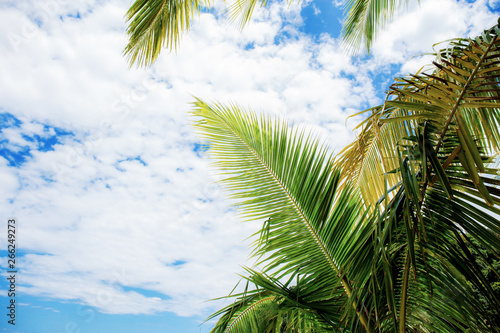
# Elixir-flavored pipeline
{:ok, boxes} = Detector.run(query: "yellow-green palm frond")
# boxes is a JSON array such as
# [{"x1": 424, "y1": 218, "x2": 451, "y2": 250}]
[
  {"x1": 336, "y1": 103, "x2": 421, "y2": 206},
  {"x1": 227, "y1": 0, "x2": 269, "y2": 31},
  {"x1": 342, "y1": 0, "x2": 411, "y2": 54},
  {"x1": 124, "y1": 0, "x2": 207, "y2": 67},
  {"x1": 337, "y1": 23, "x2": 500, "y2": 207}
]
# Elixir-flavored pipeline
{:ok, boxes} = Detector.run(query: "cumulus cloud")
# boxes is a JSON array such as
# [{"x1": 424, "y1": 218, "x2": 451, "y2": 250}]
[{"x1": 0, "y1": 0, "x2": 497, "y2": 321}]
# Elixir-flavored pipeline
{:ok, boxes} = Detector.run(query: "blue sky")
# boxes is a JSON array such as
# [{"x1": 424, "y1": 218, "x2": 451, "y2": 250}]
[
  {"x1": 1, "y1": 294, "x2": 207, "y2": 333},
  {"x1": 0, "y1": 0, "x2": 499, "y2": 332}
]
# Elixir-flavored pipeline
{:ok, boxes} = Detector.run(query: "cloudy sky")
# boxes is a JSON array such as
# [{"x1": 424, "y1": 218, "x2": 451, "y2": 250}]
[{"x1": 0, "y1": 0, "x2": 498, "y2": 332}]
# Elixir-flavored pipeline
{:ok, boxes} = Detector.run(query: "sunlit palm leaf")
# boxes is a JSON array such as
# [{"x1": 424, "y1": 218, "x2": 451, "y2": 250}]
[
  {"x1": 342, "y1": 0, "x2": 410, "y2": 54},
  {"x1": 336, "y1": 104, "x2": 421, "y2": 206},
  {"x1": 124, "y1": 0, "x2": 206, "y2": 67},
  {"x1": 227, "y1": 0, "x2": 269, "y2": 30},
  {"x1": 191, "y1": 99, "x2": 375, "y2": 331},
  {"x1": 123, "y1": 0, "x2": 409, "y2": 66}
]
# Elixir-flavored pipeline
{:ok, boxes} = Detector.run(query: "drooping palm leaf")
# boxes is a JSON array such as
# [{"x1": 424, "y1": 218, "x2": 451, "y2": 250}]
[
  {"x1": 342, "y1": 0, "x2": 411, "y2": 54},
  {"x1": 227, "y1": 0, "x2": 269, "y2": 30},
  {"x1": 123, "y1": 0, "x2": 417, "y2": 67},
  {"x1": 124, "y1": 0, "x2": 207, "y2": 67},
  {"x1": 371, "y1": 178, "x2": 500, "y2": 332},
  {"x1": 191, "y1": 99, "x2": 376, "y2": 331}
]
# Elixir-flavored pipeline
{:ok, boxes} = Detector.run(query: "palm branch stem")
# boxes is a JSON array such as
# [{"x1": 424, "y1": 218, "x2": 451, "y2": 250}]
[
  {"x1": 249, "y1": 148, "x2": 372, "y2": 331},
  {"x1": 428, "y1": 144, "x2": 462, "y2": 187},
  {"x1": 341, "y1": 280, "x2": 372, "y2": 332}
]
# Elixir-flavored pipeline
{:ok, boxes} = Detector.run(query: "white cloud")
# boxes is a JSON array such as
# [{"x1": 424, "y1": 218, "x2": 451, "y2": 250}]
[
  {"x1": 312, "y1": 3, "x2": 321, "y2": 15},
  {"x1": 0, "y1": 0, "x2": 497, "y2": 322},
  {"x1": 332, "y1": 0, "x2": 346, "y2": 8},
  {"x1": 371, "y1": 0, "x2": 499, "y2": 71}
]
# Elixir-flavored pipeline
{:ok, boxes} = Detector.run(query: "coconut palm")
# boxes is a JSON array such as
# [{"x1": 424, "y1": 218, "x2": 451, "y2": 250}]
[
  {"x1": 123, "y1": 0, "x2": 411, "y2": 67},
  {"x1": 190, "y1": 23, "x2": 500, "y2": 332}
]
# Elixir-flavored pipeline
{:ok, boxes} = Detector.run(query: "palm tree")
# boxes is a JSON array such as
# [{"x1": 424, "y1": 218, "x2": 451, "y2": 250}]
[
  {"x1": 190, "y1": 23, "x2": 500, "y2": 332},
  {"x1": 123, "y1": 0, "x2": 411, "y2": 67}
]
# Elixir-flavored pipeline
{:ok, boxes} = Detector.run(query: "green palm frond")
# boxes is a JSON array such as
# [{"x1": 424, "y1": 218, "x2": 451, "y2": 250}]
[
  {"x1": 208, "y1": 269, "x2": 336, "y2": 332},
  {"x1": 123, "y1": 0, "x2": 413, "y2": 66},
  {"x1": 191, "y1": 99, "x2": 375, "y2": 331},
  {"x1": 208, "y1": 288, "x2": 280, "y2": 333},
  {"x1": 367, "y1": 121, "x2": 500, "y2": 331},
  {"x1": 123, "y1": 0, "x2": 207, "y2": 67},
  {"x1": 342, "y1": 0, "x2": 411, "y2": 54}
]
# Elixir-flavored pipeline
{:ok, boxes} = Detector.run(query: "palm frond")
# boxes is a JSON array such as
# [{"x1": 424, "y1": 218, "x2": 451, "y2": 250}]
[
  {"x1": 227, "y1": 0, "x2": 269, "y2": 31},
  {"x1": 208, "y1": 269, "x2": 336, "y2": 332},
  {"x1": 366, "y1": 122, "x2": 500, "y2": 331},
  {"x1": 123, "y1": 0, "x2": 206, "y2": 67},
  {"x1": 192, "y1": 19, "x2": 500, "y2": 333},
  {"x1": 191, "y1": 99, "x2": 375, "y2": 331},
  {"x1": 372, "y1": 180, "x2": 500, "y2": 332},
  {"x1": 208, "y1": 289, "x2": 280, "y2": 333},
  {"x1": 341, "y1": 0, "x2": 410, "y2": 54}
]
